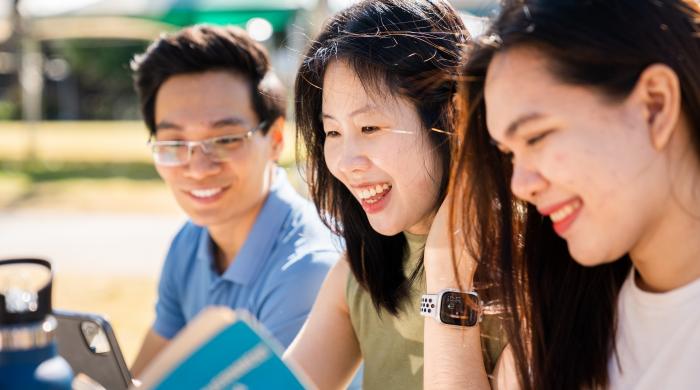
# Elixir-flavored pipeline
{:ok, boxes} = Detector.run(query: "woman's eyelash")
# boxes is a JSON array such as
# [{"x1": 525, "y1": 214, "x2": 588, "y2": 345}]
[
  {"x1": 324, "y1": 126, "x2": 384, "y2": 136},
  {"x1": 361, "y1": 126, "x2": 382, "y2": 133},
  {"x1": 525, "y1": 130, "x2": 552, "y2": 146}
]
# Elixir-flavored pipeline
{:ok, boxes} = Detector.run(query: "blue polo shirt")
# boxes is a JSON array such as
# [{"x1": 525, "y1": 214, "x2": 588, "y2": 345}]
[{"x1": 153, "y1": 168, "x2": 340, "y2": 348}]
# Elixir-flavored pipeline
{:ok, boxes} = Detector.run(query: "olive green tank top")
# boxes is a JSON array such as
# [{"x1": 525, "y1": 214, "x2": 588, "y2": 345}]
[{"x1": 346, "y1": 232, "x2": 507, "y2": 389}]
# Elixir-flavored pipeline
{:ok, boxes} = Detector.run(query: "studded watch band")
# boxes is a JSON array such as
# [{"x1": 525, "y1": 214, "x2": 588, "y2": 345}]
[{"x1": 420, "y1": 294, "x2": 439, "y2": 318}]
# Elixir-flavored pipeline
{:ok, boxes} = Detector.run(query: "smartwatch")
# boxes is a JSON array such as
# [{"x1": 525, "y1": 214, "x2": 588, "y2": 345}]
[{"x1": 420, "y1": 289, "x2": 481, "y2": 327}]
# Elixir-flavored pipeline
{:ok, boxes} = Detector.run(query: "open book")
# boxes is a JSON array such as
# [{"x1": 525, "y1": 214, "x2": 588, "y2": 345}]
[{"x1": 132, "y1": 307, "x2": 309, "y2": 389}]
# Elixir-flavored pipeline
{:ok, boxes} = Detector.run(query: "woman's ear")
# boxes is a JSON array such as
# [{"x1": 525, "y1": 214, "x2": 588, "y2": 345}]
[
  {"x1": 632, "y1": 63, "x2": 681, "y2": 151},
  {"x1": 268, "y1": 117, "x2": 286, "y2": 162}
]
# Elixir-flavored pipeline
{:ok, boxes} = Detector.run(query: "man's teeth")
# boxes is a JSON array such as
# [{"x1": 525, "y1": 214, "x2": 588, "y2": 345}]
[
  {"x1": 550, "y1": 200, "x2": 582, "y2": 222},
  {"x1": 189, "y1": 188, "x2": 223, "y2": 198},
  {"x1": 358, "y1": 183, "x2": 391, "y2": 201}
]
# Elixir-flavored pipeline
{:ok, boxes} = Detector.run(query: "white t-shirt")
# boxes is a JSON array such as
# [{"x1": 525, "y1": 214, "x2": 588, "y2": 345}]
[{"x1": 608, "y1": 270, "x2": 700, "y2": 389}]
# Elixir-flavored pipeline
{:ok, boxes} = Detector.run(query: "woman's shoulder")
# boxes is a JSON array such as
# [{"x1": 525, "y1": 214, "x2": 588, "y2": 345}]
[
  {"x1": 335, "y1": 254, "x2": 362, "y2": 302},
  {"x1": 329, "y1": 252, "x2": 351, "y2": 281},
  {"x1": 320, "y1": 253, "x2": 353, "y2": 311},
  {"x1": 340, "y1": 254, "x2": 372, "y2": 315}
]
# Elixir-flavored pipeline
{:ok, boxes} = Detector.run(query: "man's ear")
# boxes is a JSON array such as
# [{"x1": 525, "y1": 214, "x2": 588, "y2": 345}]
[
  {"x1": 267, "y1": 117, "x2": 285, "y2": 162},
  {"x1": 631, "y1": 63, "x2": 681, "y2": 151}
]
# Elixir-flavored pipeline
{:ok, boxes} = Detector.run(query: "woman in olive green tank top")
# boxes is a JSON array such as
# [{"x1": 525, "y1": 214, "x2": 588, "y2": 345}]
[{"x1": 284, "y1": 1, "x2": 506, "y2": 388}]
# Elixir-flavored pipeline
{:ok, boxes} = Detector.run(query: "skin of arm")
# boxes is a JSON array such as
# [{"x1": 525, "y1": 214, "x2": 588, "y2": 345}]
[
  {"x1": 283, "y1": 257, "x2": 362, "y2": 390},
  {"x1": 423, "y1": 198, "x2": 491, "y2": 389},
  {"x1": 492, "y1": 345, "x2": 520, "y2": 390},
  {"x1": 130, "y1": 328, "x2": 169, "y2": 379}
]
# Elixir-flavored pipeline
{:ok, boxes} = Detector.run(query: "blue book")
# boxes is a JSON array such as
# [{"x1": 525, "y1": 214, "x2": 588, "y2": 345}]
[{"x1": 134, "y1": 307, "x2": 308, "y2": 390}]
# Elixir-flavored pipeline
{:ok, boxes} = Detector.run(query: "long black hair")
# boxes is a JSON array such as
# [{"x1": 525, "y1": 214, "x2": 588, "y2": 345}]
[
  {"x1": 453, "y1": 0, "x2": 700, "y2": 388},
  {"x1": 296, "y1": 0, "x2": 467, "y2": 314}
]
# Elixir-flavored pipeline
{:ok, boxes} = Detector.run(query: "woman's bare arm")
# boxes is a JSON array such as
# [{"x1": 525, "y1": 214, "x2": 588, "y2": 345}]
[
  {"x1": 423, "y1": 199, "x2": 490, "y2": 389},
  {"x1": 284, "y1": 258, "x2": 361, "y2": 390}
]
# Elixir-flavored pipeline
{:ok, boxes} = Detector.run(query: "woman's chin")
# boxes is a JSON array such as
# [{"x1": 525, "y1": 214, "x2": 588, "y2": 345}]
[
  {"x1": 568, "y1": 242, "x2": 621, "y2": 267},
  {"x1": 367, "y1": 220, "x2": 403, "y2": 237}
]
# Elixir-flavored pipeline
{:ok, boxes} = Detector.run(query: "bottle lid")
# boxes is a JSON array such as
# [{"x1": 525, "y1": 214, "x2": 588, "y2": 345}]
[{"x1": 0, "y1": 258, "x2": 53, "y2": 325}]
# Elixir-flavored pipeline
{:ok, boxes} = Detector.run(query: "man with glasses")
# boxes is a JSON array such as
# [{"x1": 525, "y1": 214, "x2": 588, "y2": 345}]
[{"x1": 129, "y1": 25, "x2": 339, "y2": 376}]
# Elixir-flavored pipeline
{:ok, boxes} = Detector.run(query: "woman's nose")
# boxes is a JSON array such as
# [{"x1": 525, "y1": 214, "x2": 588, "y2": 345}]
[
  {"x1": 336, "y1": 139, "x2": 372, "y2": 176},
  {"x1": 510, "y1": 160, "x2": 547, "y2": 203}
]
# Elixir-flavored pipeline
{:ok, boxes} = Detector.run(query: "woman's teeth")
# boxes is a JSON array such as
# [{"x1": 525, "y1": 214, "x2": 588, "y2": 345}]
[
  {"x1": 358, "y1": 183, "x2": 391, "y2": 203},
  {"x1": 189, "y1": 187, "x2": 223, "y2": 198},
  {"x1": 550, "y1": 199, "x2": 582, "y2": 222}
]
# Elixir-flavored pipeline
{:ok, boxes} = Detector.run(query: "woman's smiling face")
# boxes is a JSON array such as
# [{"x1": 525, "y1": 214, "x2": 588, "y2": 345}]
[
  {"x1": 484, "y1": 46, "x2": 674, "y2": 266},
  {"x1": 321, "y1": 60, "x2": 443, "y2": 236}
]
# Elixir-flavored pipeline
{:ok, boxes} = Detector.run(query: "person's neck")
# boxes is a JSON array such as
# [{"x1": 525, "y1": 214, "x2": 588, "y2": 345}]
[
  {"x1": 208, "y1": 168, "x2": 276, "y2": 273},
  {"x1": 405, "y1": 212, "x2": 436, "y2": 236},
  {"x1": 208, "y1": 216, "x2": 254, "y2": 273},
  {"x1": 631, "y1": 191, "x2": 700, "y2": 293}
]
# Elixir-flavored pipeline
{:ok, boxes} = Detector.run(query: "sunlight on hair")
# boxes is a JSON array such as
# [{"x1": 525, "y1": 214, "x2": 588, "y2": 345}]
[
  {"x1": 385, "y1": 128, "x2": 415, "y2": 135},
  {"x1": 381, "y1": 127, "x2": 451, "y2": 135},
  {"x1": 430, "y1": 127, "x2": 452, "y2": 135}
]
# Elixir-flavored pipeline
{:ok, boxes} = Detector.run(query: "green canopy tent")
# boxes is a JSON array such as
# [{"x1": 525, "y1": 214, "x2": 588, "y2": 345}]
[
  {"x1": 15, "y1": 0, "x2": 316, "y2": 41},
  {"x1": 156, "y1": 0, "x2": 310, "y2": 31}
]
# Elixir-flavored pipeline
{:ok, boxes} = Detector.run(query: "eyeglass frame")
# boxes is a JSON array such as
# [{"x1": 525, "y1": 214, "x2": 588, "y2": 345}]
[{"x1": 147, "y1": 120, "x2": 269, "y2": 167}]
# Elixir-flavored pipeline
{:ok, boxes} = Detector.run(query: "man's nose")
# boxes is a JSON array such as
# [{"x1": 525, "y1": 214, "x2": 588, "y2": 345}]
[{"x1": 184, "y1": 144, "x2": 221, "y2": 179}]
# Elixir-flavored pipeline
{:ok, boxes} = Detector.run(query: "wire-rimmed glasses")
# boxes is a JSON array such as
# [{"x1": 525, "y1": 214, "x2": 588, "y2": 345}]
[{"x1": 148, "y1": 121, "x2": 267, "y2": 167}]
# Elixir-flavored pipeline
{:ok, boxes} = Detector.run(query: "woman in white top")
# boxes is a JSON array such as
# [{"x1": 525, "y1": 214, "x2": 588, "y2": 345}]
[{"x1": 452, "y1": 0, "x2": 700, "y2": 388}]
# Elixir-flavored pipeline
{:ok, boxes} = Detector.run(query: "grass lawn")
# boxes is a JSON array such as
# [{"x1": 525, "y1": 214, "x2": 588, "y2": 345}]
[
  {"x1": 53, "y1": 275, "x2": 158, "y2": 366},
  {"x1": 0, "y1": 120, "x2": 297, "y2": 164},
  {"x1": 0, "y1": 121, "x2": 153, "y2": 163}
]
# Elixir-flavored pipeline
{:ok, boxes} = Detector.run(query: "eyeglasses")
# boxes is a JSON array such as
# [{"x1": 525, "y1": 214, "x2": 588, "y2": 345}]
[{"x1": 149, "y1": 121, "x2": 267, "y2": 167}]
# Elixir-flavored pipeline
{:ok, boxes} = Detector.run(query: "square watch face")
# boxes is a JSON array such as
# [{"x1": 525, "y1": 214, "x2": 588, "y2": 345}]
[{"x1": 439, "y1": 291, "x2": 479, "y2": 326}]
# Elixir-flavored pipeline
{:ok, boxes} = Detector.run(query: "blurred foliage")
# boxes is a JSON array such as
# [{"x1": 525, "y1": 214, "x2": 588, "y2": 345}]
[
  {"x1": 0, "y1": 100, "x2": 18, "y2": 120},
  {"x1": 44, "y1": 39, "x2": 148, "y2": 120},
  {"x1": 0, "y1": 77, "x2": 21, "y2": 120}
]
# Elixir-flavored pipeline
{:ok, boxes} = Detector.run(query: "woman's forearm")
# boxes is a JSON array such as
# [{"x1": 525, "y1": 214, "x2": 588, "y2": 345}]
[
  {"x1": 423, "y1": 253, "x2": 490, "y2": 389},
  {"x1": 423, "y1": 199, "x2": 490, "y2": 389}
]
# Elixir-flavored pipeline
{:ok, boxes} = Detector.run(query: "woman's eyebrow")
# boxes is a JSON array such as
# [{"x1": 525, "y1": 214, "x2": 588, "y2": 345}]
[
  {"x1": 504, "y1": 112, "x2": 545, "y2": 138},
  {"x1": 321, "y1": 104, "x2": 379, "y2": 121},
  {"x1": 348, "y1": 104, "x2": 378, "y2": 117}
]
